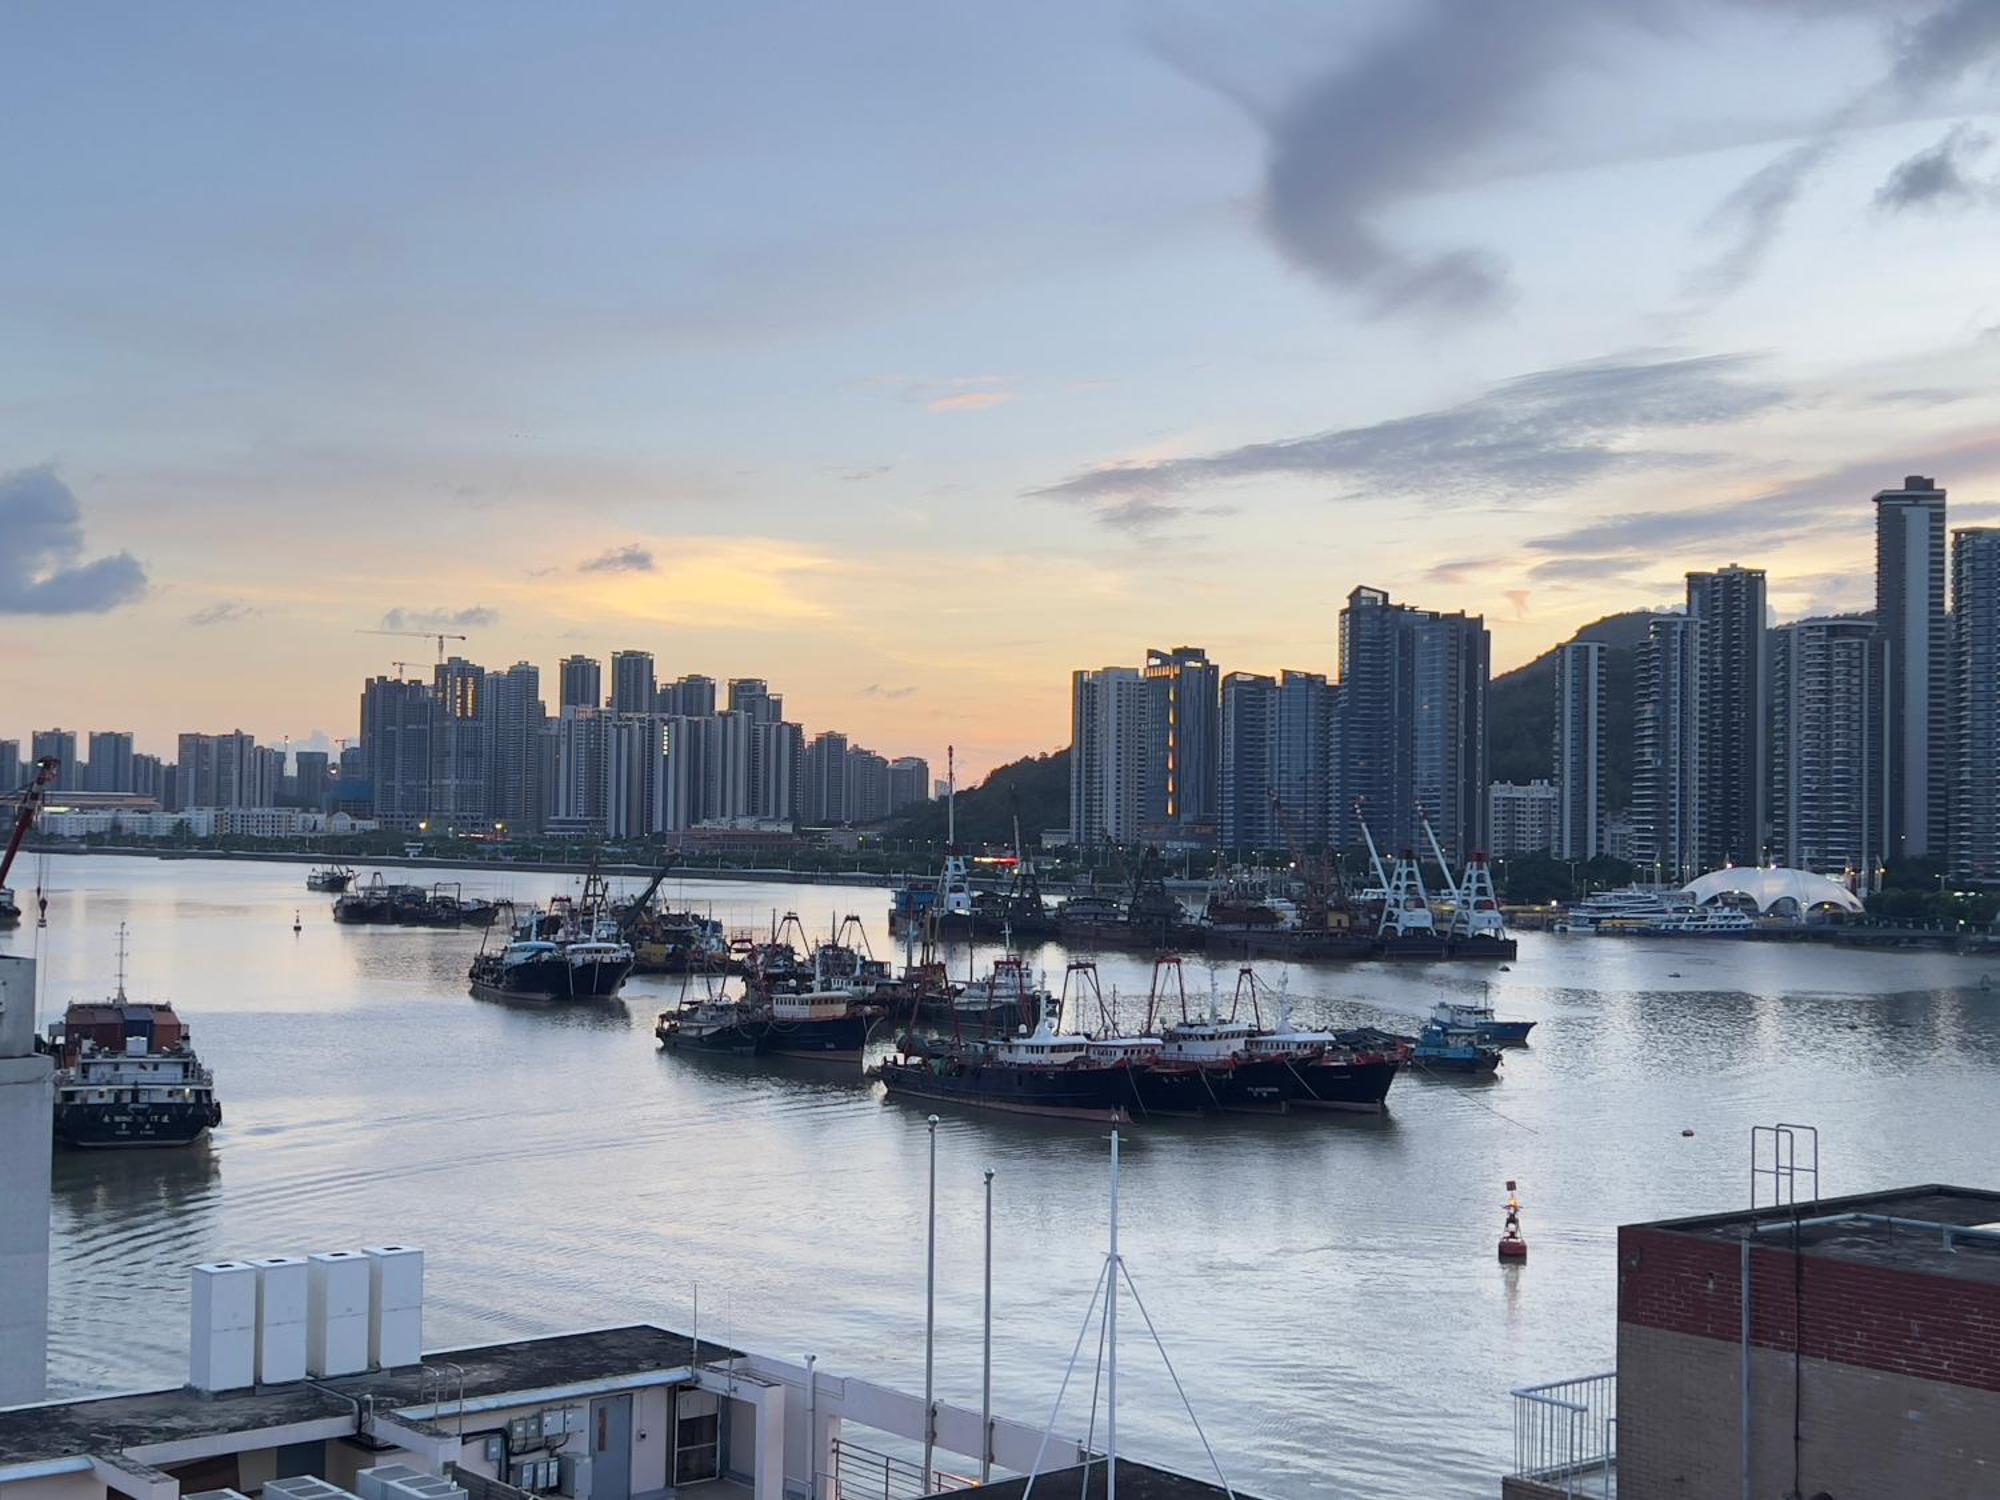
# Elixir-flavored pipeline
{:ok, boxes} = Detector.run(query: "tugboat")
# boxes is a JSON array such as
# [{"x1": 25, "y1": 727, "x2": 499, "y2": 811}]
[
  {"x1": 468, "y1": 870, "x2": 634, "y2": 1002},
  {"x1": 305, "y1": 863, "x2": 355, "y2": 893},
  {"x1": 43, "y1": 926, "x2": 223, "y2": 1148},
  {"x1": 1430, "y1": 998, "x2": 1535, "y2": 1047}
]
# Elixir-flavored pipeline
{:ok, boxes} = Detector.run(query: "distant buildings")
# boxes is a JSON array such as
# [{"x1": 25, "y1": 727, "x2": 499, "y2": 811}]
[
  {"x1": 30, "y1": 730, "x2": 76, "y2": 787},
  {"x1": 1488, "y1": 779, "x2": 1558, "y2": 858},
  {"x1": 1876, "y1": 476, "x2": 1949, "y2": 861},
  {"x1": 1142, "y1": 647, "x2": 1219, "y2": 842},
  {"x1": 1686, "y1": 565, "x2": 1767, "y2": 869},
  {"x1": 558, "y1": 654, "x2": 602, "y2": 714},
  {"x1": 84, "y1": 731, "x2": 134, "y2": 793},
  {"x1": 1633, "y1": 615, "x2": 1700, "y2": 882},
  {"x1": 610, "y1": 650, "x2": 655, "y2": 715},
  {"x1": 1218, "y1": 672, "x2": 1277, "y2": 853},
  {"x1": 1068, "y1": 665, "x2": 1149, "y2": 847},
  {"x1": 1553, "y1": 642, "x2": 1605, "y2": 860},
  {"x1": 1769, "y1": 617, "x2": 1882, "y2": 875},
  {"x1": 1952, "y1": 528, "x2": 2000, "y2": 883}
]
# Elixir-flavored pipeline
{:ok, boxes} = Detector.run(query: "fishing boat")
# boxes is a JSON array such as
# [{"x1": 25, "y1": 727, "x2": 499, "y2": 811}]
[
  {"x1": 762, "y1": 989, "x2": 877, "y2": 1060},
  {"x1": 468, "y1": 870, "x2": 633, "y2": 1002},
  {"x1": 43, "y1": 927, "x2": 223, "y2": 1148},
  {"x1": 875, "y1": 1014, "x2": 1132, "y2": 1122},
  {"x1": 655, "y1": 991, "x2": 767, "y2": 1055},
  {"x1": 1411, "y1": 1019, "x2": 1501, "y2": 1074},
  {"x1": 1431, "y1": 998, "x2": 1535, "y2": 1046},
  {"x1": 305, "y1": 863, "x2": 355, "y2": 893}
]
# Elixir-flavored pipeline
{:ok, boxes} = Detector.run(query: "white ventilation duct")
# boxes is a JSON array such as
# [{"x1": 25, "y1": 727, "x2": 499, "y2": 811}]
[
  {"x1": 306, "y1": 1250, "x2": 371, "y2": 1377},
  {"x1": 364, "y1": 1244, "x2": 424, "y2": 1369},
  {"x1": 251, "y1": 1255, "x2": 309, "y2": 1384},
  {"x1": 189, "y1": 1261, "x2": 258, "y2": 1392}
]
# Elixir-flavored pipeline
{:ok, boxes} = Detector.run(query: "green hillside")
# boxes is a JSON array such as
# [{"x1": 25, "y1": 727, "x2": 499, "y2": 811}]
[
  {"x1": 1489, "y1": 610, "x2": 1656, "y2": 813},
  {"x1": 880, "y1": 749, "x2": 1070, "y2": 848}
]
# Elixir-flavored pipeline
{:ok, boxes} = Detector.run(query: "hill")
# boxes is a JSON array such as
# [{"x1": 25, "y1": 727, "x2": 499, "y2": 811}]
[
  {"x1": 1489, "y1": 610, "x2": 1657, "y2": 813},
  {"x1": 880, "y1": 748, "x2": 1070, "y2": 848}
]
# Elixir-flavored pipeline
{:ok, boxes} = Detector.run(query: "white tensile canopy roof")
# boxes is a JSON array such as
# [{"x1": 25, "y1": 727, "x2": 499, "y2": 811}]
[{"x1": 1680, "y1": 866, "x2": 1865, "y2": 915}]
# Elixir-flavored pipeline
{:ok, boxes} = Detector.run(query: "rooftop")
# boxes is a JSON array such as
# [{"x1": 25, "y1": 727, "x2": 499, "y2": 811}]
[
  {"x1": 1634, "y1": 1183, "x2": 2000, "y2": 1286},
  {"x1": 0, "y1": 1324, "x2": 741, "y2": 1467}
]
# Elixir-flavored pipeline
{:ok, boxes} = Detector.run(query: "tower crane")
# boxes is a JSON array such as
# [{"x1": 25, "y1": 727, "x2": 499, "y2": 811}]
[
  {"x1": 357, "y1": 628, "x2": 468, "y2": 663},
  {"x1": 0, "y1": 757, "x2": 60, "y2": 926}
]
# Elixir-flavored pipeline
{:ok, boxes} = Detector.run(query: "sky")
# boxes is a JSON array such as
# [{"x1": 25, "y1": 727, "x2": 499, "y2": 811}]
[{"x1": 6, "y1": 0, "x2": 2000, "y2": 779}]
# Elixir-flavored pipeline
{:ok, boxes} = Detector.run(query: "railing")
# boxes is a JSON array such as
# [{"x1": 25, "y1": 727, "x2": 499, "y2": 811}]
[
  {"x1": 1509, "y1": 1371, "x2": 1615, "y2": 1499},
  {"x1": 820, "y1": 1438, "x2": 975, "y2": 1500}
]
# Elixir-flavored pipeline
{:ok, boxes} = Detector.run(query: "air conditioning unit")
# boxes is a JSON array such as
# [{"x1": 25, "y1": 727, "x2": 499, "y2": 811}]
[
  {"x1": 363, "y1": 1244, "x2": 424, "y2": 1369},
  {"x1": 306, "y1": 1251, "x2": 371, "y2": 1377},
  {"x1": 251, "y1": 1256, "x2": 309, "y2": 1384},
  {"x1": 265, "y1": 1479, "x2": 362, "y2": 1500},
  {"x1": 189, "y1": 1261, "x2": 258, "y2": 1392},
  {"x1": 380, "y1": 1475, "x2": 466, "y2": 1500},
  {"x1": 355, "y1": 1466, "x2": 428, "y2": 1500}
]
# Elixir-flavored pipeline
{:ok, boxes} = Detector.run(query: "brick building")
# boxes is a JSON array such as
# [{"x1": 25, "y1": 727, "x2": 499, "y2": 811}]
[{"x1": 1615, "y1": 1185, "x2": 2000, "y2": 1499}]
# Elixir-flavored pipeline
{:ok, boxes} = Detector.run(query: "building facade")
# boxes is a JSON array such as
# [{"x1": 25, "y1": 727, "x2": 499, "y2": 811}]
[
  {"x1": 29, "y1": 730, "x2": 76, "y2": 787},
  {"x1": 1686, "y1": 565, "x2": 1767, "y2": 869},
  {"x1": 1952, "y1": 527, "x2": 2000, "y2": 883},
  {"x1": 83, "y1": 731, "x2": 134, "y2": 793},
  {"x1": 359, "y1": 678, "x2": 433, "y2": 828},
  {"x1": 558, "y1": 654, "x2": 603, "y2": 713},
  {"x1": 1069, "y1": 666, "x2": 1149, "y2": 847},
  {"x1": 610, "y1": 651, "x2": 656, "y2": 715},
  {"x1": 487, "y1": 661, "x2": 548, "y2": 835},
  {"x1": 1769, "y1": 617, "x2": 1883, "y2": 875},
  {"x1": 1487, "y1": 779, "x2": 1558, "y2": 857},
  {"x1": 1553, "y1": 641, "x2": 1605, "y2": 860},
  {"x1": 1633, "y1": 615, "x2": 1700, "y2": 882},
  {"x1": 1875, "y1": 476, "x2": 1949, "y2": 861},
  {"x1": 1141, "y1": 646, "x2": 1220, "y2": 842},
  {"x1": 1218, "y1": 672, "x2": 1277, "y2": 853}
]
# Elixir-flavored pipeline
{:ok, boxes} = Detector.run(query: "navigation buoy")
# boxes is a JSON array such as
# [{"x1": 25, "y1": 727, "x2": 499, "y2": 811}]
[
  {"x1": 292, "y1": 909, "x2": 302, "y2": 934},
  {"x1": 1681, "y1": 1127, "x2": 1695, "y2": 1137},
  {"x1": 1498, "y1": 1179, "x2": 1527, "y2": 1261}
]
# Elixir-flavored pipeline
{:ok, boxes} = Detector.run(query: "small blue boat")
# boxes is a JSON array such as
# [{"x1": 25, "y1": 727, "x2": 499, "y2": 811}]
[
  {"x1": 1432, "y1": 999, "x2": 1535, "y2": 1048},
  {"x1": 1413, "y1": 1019, "x2": 1502, "y2": 1073}
]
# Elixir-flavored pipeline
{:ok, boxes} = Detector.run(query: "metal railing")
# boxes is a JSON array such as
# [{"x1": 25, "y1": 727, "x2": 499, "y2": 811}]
[
  {"x1": 821, "y1": 1438, "x2": 975, "y2": 1500},
  {"x1": 1509, "y1": 1371, "x2": 1615, "y2": 1499}
]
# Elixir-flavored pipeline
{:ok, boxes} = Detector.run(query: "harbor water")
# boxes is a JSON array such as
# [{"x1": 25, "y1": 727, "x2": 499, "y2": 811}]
[{"x1": 14, "y1": 854, "x2": 2000, "y2": 1499}]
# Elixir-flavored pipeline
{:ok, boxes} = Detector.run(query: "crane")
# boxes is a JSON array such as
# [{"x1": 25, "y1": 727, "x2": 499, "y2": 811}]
[
  {"x1": 0, "y1": 757, "x2": 60, "y2": 926},
  {"x1": 357, "y1": 628, "x2": 468, "y2": 663}
]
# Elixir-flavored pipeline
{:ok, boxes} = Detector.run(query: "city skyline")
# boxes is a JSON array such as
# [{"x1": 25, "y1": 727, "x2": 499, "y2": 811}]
[{"x1": 7, "y1": 5, "x2": 2000, "y2": 776}]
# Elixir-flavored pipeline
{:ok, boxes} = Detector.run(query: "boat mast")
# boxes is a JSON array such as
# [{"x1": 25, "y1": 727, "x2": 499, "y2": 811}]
[{"x1": 115, "y1": 922, "x2": 129, "y2": 1002}]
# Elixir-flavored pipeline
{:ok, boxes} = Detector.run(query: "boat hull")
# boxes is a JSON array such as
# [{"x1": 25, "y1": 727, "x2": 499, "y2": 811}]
[
  {"x1": 762, "y1": 1013, "x2": 875, "y2": 1060},
  {"x1": 1289, "y1": 1057, "x2": 1399, "y2": 1112},
  {"x1": 1414, "y1": 1049, "x2": 1501, "y2": 1074},
  {"x1": 877, "y1": 1059, "x2": 1130, "y2": 1122},
  {"x1": 1125, "y1": 1065, "x2": 1218, "y2": 1117},
  {"x1": 54, "y1": 1100, "x2": 220, "y2": 1149},
  {"x1": 470, "y1": 954, "x2": 633, "y2": 1003},
  {"x1": 656, "y1": 1018, "x2": 768, "y2": 1055},
  {"x1": 1206, "y1": 1058, "x2": 1293, "y2": 1113},
  {"x1": 1474, "y1": 1020, "x2": 1536, "y2": 1046}
]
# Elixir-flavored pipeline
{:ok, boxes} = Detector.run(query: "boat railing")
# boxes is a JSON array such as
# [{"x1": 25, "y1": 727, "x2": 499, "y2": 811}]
[
  {"x1": 822, "y1": 1437, "x2": 974, "y2": 1500},
  {"x1": 1507, "y1": 1371, "x2": 1614, "y2": 1499}
]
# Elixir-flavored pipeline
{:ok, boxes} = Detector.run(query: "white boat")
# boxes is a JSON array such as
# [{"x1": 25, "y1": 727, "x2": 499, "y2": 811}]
[{"x1": 1554, "y1": 888, "x2": 1691, "y2": 932}]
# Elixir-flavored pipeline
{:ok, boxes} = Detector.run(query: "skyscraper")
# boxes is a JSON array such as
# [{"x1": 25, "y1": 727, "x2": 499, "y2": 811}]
[
  {"x1": 488, "y1": 662, "x2": 548, "y2": 834},
  {"x1": 84, "y1": 732, "x2": 134, "y2": 793},
  {"x1": 605, "y1": 713, "x2": 665, "y2": 838},
  {"x1": 1274, "y1": 670, "x2": 1335, "y2": 852},
  {"x1": 359, "y1": 677, "x2": 433, "y2": 828},
  {"x1": 1634, "y1": 615, "x2": 1700, "y2": 882},
  {"x1": 1686, "y1": 565, "x2": 1767, "y2": 869},
  {"x1": 1875, "y1": 476, "x2": 1948, "y2": 861},
  {"x1": 1334, "y1": 587, "x2": 1489, "y2": 861},
  {"x1": 294, "y1": 750, "x2": 331, "y2": 810},
  {"x1": 30, "y1": 730, "x2": 77, "y2": 788},
  {"x1": 888, "y1": 756, "x2": 930, "y2": 813},
  {"x1": 1770, "y1": 618, "x2": 1883, "y2": 875},
  {"x1": 1142, "y1": 646, "x2": 1220, "y2": 842},
  {"x1": 663, "y1": 674, "x2": 717, "y2": 718},
  {"x1": 1069, "y1": 666, "x2": 1149, "y2": 847},
  {"x1": 610, "y1": 650, "x2": 656, "y2": 715},
  {"x1": 803, "y1": 731, "x2": 850, "y2": 824},
  {"x1": 1951, "y1": 528, "x2": 2000, "y2": 884},
  {"x1": 0, "y1": 741, "x2": 18, "y2": 791},
  {"x1": 1218, "y1": 672, "x2": 1277, "y2": 853},
  {"x1": 431, "y1": 657, "x2": 491, "y2": 829},
  {"x1": 549, "y1": 708, "x2": 608, "y2": 833},
  {"x1": 558, "y1": 655, "x2": 603, "y2": 713},
  {"x1": 844, "y1": 746, "x2": 891, "y2": 824},
  {"x1": 1553, "y1": 642, "x2": 1605, "y2": 860},
  {"x1": 727, "y1": 678, "x2": 782, "y2": 724}
]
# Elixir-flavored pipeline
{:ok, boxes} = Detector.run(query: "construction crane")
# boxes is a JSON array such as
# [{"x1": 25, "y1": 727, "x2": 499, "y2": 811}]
[
  {"x1": 357, "y1": 628, "x2": 468, "y2": 663},
  {"x1": 0, "y1": 757, "x2": 60, "y2": 926}
]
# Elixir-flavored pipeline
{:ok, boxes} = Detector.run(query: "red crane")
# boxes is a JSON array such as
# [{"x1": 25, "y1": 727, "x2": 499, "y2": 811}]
[{"x1": 0, "y1": 756, "x2": 60, "y2": 925}]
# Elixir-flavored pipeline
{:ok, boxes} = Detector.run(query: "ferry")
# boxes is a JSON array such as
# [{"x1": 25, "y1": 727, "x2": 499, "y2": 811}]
[
  {"x1": 42, "y1": 929, "x2": 223, "y2": 1148},
  {"x1": 1553, "y1": 888, "x2": 1689, "y2": 932}
]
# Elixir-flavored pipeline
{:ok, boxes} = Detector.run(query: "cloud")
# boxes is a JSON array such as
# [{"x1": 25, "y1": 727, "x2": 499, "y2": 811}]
[
  {"x1": 188, "y1": 600, "x2": 256, "y2": 626},
  {"x1": 927, "y1": 391, "x2": 1017, "y2": 413},
  {"x1": 379, "y1": 605, "x2": 499, "y2": 631},
  {"x1": 1034, "y1": 352, "x2": 1786, "y2": 517},
  {"x1": 861, "y1": 684, "x2": 918, "y2": 700},
  {"x1": 1691, "y1": 0, "x2": 2000, "y2": 296},
  {"x1": 579, "y1": 543, "x2": 656, "y2": 574},
  {"x1": 1874, "y1": 125, "x2": 1996, "y2": 211},
  {"x1": 0, "y1": 466, "x2": 147, "y2": 615}
]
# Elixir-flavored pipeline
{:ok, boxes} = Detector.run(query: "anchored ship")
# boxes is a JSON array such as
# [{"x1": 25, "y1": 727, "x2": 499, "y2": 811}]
[{"x1": 468, "y1": 870, "x2": 634, "y2": 1002}]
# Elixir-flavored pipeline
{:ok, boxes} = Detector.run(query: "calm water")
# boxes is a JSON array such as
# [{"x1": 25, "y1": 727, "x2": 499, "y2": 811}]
[{"x1": 12, "y1": 854, "x2": 2000, "y2": 1499}]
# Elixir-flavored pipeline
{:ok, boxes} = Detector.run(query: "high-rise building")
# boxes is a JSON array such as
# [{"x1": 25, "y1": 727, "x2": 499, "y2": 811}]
[
  {"x1": 294, "y1": 750, "x2": 331, "y2": 810},
  {"x1": 610, "y1": 651, "x2": 656, "y2": 715},
  {"x1": 0, "y1": 741, "x2": 18, "y2": 791},
  {"x1": 1488, "y1": 780, "x2": 1559, "y2": 857},
  {"x1": 1633, "y1": 616, "x2": 1700, "y2": 882},
  {"x1": 84, "y1": 732, "x2": 135, "y2": 793},
  {"x1": 1686, "y1": 565, "x2": 1768, "y2": 869},
  {"x1": 888, "y1": 756, "x2": 930, "y2": 813},
  {"x1": 431, "y1": 657, "x2": 491, "y2": 829},
  {"x1": 1334, "y1": 587, "x2": 1489, "y2": 862},
  {"x1": 605, "y1": 714, "x2": 666, "y2": 838},
  {"x1": 727, "y1": 678, "x2": 783, "y2": 724},
  {"x1": 757, "y1": 720, "x2": 803, "y2": 824},
  {"x1": 1142, "y1": 646, "x2": 1220, "y2": 842},
  {"x1": 487, "y1": 662, "x2": 547, "y2": 835},
  {"x1": 662, "y1": 674, "x2": 717, "y2": 718},
  {"x1": 1875, "y1": 476, "x2": 1949, "y2": 861},
  {"x1": 1218, "y1": 672, "x2": 1278, "y2": 853},
  {"x1": 30, "y1": 730, "x2": 77, "y2": 788},
  {"x1": 172, "y1": 731, "x2": 270, "y2": 809},
  {"x1": 359, "y1": 677, "x2": 433, "y2": 828},
  {"x1": 1274, "y1": 671, "x2": 1335, "y2": 853},
  {"x1": 558, "y1": 655, "x2": 603, "y2": 714},
  {"x1": 131, "y1": 753, "x2": 162, "y2": 801},
  {"x1": 844, "y1": 747, "x2": 891, "y2": 824},
  {"x1": 1770, "y1": 617, "x2": 1883, "y2": 876},
  {"x1": 803, "y1": 731, "x2": 850, "y2": 824},
  {"x1": 1554, "y1": 641, "x2": 1607, "y2": 861},
  {"x1": 549, "y1": 709, "x2": 608, "y2": 833},
  {"x1": 1951, "y1": 528, "x2": 2000, "y2": 883},
  {"x1": 1069, "y1": 666, "x2": 1149, "y2": 847}
]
